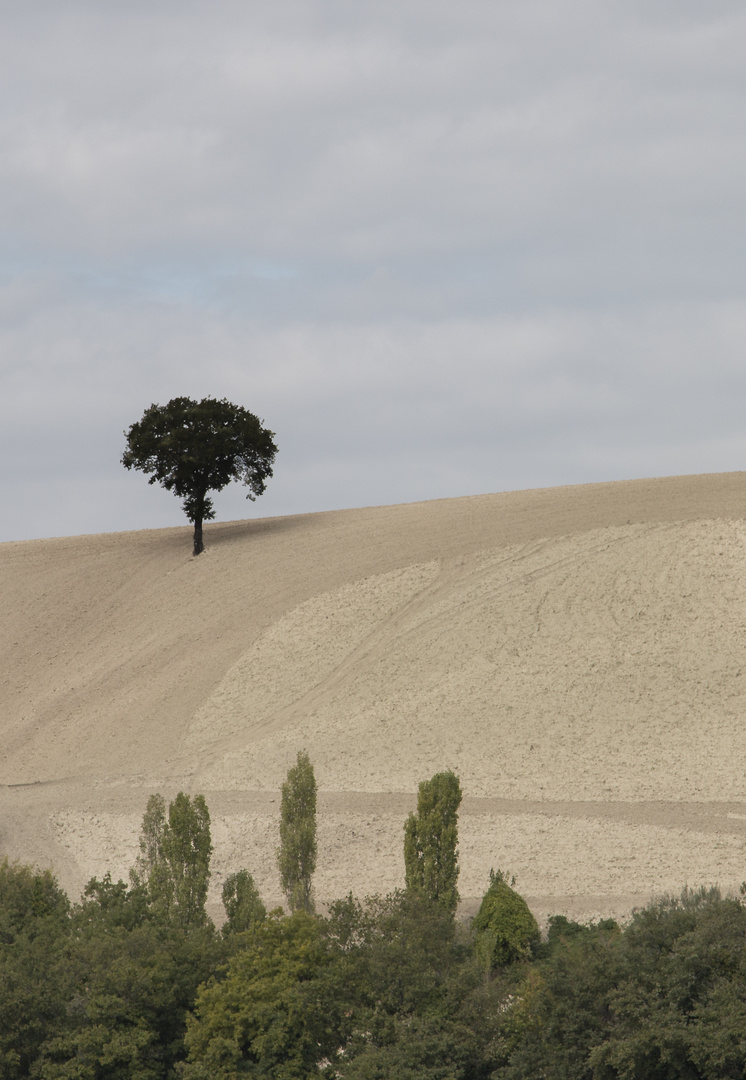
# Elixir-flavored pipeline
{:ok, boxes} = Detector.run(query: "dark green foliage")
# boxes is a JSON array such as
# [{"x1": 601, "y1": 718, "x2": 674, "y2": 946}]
[
  {"x1": 501, "y1": 916, "x2": 623, "y2": 1079},
  {"x1": 222, "y1": 870, "x2": 266, "y2": 935},
  {"x1": 336, "y1": 1014, "x2": 477, "y2": 1080},
  {"x1": 0, "y1": 862, "x2": 223, "y2": 1078},
  {"x1": 544, "y1": 913, "x2": 590, "y2": 951},
  {"x1": 473, "y1": 869, "x2": 540, "y2": 969},
  {"x1": 277, "y1": 750, "x2": 317, "y2": 913},
  {"x1": 0, "y1": 861, "x2": 70, "y2": 1079},
  {"x1": 166, "y1": 793, "x2": 213, "y2": 929},
  {"x1": 76, "y1": 871, "x2": 150, "y2": 932},
  {"x1": 8, "y1": 791, "x2": 746, "y2": 1080},
  {"x1": 132, "y1": 792, "x2": 213, "y2": 930},
  {"x1": 0, "y1": 857, "x2": 69, "y2": 943},
  {"x1": 339, "y1": 890, "x2": 461, "y2": 1016},
  {"x1": 122, "y1": 396, "x2": 277, "y2": 554},
  {"x1": 404, "y1": 770, "x2": 462, "y2": 913},
  {"x1": 500, "y1": 887, "x2": 746, "y2": 1080},
  {"x1": 321, "y1": 890, "x2": 501, "y2": 1080},
  {"x1": 587, "y1": 887, "x2": 746, "y2": 1080},
  {"x1": 41, "y1": 908, "x2": 223, "y2": 1079},
  {"x1": 182, "y1": 911, "x2": 335, "y2": 1080}
]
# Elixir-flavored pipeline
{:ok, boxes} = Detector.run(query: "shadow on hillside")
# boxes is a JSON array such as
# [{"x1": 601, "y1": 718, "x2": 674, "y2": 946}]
[{"x1": 206, "y1": 513, "x2": 319, "y2": 547}]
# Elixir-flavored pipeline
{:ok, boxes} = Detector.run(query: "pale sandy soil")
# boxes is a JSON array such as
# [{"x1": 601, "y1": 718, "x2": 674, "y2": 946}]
[{"x1": 3, "y1": 471, "x2": 746, "y2": 925}]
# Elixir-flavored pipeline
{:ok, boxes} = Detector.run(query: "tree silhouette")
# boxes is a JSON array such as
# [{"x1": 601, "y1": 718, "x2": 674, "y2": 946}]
[{"x1": 122, "y1": 396, "x2": 277, "y2": 555}]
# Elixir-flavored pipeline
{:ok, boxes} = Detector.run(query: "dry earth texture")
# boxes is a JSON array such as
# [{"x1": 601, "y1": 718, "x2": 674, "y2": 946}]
[{"x1": 3, "y1": 472, "x2": 746, "y2": 926}]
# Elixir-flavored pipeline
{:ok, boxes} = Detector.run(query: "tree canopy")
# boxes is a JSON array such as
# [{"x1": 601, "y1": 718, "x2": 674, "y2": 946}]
[
  {"x1": 122, "y1": 396, "x2": 277, "y2": 555},
  {"x1": 5, "y1": 790, "x2": 746, "y2": 1079},
  {"x1": 131, "y1": 791, "x2": 213, "y2": 929},
  {"x1": 277, "y1": 750, "x2": 318, "y2": 914},
  {"x1": 404, "y1": 769, "x2": 462, "y2": 913},
  {"x1": 473, "y1": 869, "x2": 540, "y2": 970}
]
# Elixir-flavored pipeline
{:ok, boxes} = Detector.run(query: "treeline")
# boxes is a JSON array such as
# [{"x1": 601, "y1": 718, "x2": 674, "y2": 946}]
[{"x1": 2, "y1": 756, "x2": 746, "y2": 1079}]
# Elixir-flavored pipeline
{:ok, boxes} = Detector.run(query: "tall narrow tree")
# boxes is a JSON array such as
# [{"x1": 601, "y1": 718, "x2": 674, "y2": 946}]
[
  {"x1": 130, "y1": 793, "x2": 172, "y2": 913},
  {"x1": 404, "y1": 770, "x2": 462, "y2": 914},
  {"x1": 131, "y1": 791, "x2": 213, "y2": 929},
  {"x1": 276, "y1": 751, "x2": 317, "y2": 913},
  {"x1": 165, "y1": 793, "x2": 213, "y2": 929}
]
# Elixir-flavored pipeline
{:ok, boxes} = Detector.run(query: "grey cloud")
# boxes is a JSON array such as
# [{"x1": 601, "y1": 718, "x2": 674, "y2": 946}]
[
  {"x1": 1, "y1": 2, "x2": 744, "y2": 540},
  {"x1": 2, "y1": 278, "x2": 745, "y2": 539},
  {"x1": 1, "y1": 3, "x2": 743, "y2": 261}
]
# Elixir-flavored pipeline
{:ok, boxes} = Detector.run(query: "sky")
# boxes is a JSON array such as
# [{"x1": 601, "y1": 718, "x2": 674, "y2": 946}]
[{"x1": 2, "y1": 0, "x2": 745, "y2": 541}]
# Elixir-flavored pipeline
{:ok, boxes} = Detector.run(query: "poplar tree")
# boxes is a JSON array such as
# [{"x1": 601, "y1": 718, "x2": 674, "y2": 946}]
[
  {"x1": 166, "y1": 793, "x2": 213, "y2": 929},
  {"x1": 404, "y1": 770, "x2": 462, "y2": 914},
  {"x1": 277, "y1": 751, "x2": 317, "y2": 913},
  {"x1": 131, "y1": 793, "x2": 172, "y2": 913},
  {"x1": 131, "y1": 791, "x2": 213, "y2": 928}
]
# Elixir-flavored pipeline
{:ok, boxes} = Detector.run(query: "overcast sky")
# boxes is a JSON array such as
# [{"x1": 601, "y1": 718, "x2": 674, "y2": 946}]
[{"x1": 2, "y1": 1, "x2": 745, "y2": 541}]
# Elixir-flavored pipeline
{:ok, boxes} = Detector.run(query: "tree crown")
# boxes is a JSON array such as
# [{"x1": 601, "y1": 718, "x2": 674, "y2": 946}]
[
  {"x1": 277, "y1": 750, "x2": 318, "y2": 914},
  {"x1": 122, "y1": 396, "x2": 277, "y2": 527},
  {"x1": 404, "y1": 769, "x2": 462, "y2": 913}
]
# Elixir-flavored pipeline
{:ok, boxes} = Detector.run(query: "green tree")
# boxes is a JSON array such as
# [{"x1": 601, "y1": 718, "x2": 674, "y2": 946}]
[
  {"x1": 277, "y1": 750, "x2": 317, "y2": 914},
  {"x1": 320, "y1": 890, "x2": 499, "y2": 1080},
  {"x1": 472, "y1": 869, "x2": 540, "y2": 970},
  {"x1": 588, "y1": 887, "x2": 746, "y2": 1080},
  {"x1": 404, "y1": 769, "x2": 462, "y2": 913},
  {"x1": 131, "y1": 792, "x2": 213, "y2": 929},
  {"x1": 76, "y1": 872, "x2": 150, "y2": 933},
  {"x1": 183, "y1": 911, "x2": 335, "y2": 1080},
  {"x1": 222, "y1": 870, "x2": 266, "y2": 936},
  {"x1": 166, "y1": 793, "x2": 213, "y2": 929},
  {"x1": 131, "y1": 793, "x2": 173, "y2": 914},
  {"x1": 122, "y1": 396, "x2": 277, "y2": 555},
  {"x1": 0, "y1": 860, "x2": 70, "y2": 1079},
  {"x1": 40, "y1": 903, "x2": 223, "y2": 1079},
  {"x1": 490, "y1": 886, "x2": 746, "y2": 1079},
  {"x1": 501, "y1": 917, "x2": 623, "y2": 1079}
]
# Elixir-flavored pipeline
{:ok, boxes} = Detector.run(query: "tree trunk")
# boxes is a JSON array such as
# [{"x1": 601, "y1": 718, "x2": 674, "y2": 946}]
[{"x1": 193, "y1": 517, "x2": 204, "y2": 556}]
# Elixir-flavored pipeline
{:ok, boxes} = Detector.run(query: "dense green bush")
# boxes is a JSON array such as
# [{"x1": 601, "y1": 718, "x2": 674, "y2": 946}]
[
  {"x1": 0, "y1": 860, "x2": 71, "y2": 1079},
  {"x1": 473, "y1": 869, "x2": 541, "y2": 969}
]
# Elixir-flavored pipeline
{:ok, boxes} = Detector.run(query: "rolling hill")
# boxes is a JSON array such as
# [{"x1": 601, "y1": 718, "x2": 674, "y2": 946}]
[{"x1": 2, "y1": 470, "x2": 746, "y2": 924}]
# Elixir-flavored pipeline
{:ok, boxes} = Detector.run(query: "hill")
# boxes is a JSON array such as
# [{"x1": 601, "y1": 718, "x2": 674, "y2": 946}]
[{"x1": 2, "y1": 471, "x2": 746, "y2": 923}]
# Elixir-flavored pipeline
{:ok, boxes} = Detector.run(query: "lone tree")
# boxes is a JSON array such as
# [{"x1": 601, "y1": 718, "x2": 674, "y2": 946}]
[
  {"x1": 404, "y1": 769, "x2": 462, "y2": 914},
  {"x1": 276, "y1": 750, "x2": 317, "y2": 913},
  {"x1": 122, "y1": 396, "x2": 277, "y2": 555}
]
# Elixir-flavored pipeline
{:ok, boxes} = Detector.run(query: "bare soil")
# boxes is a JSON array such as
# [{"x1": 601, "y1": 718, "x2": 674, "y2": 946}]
[{"x1": 3, "y1": 471, "x2": 746, "y2": 925}]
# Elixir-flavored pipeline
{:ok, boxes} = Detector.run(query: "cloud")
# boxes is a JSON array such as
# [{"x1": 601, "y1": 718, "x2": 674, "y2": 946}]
[{"x1": 1, "y1": 2, "x2": 744, "y2": 539}]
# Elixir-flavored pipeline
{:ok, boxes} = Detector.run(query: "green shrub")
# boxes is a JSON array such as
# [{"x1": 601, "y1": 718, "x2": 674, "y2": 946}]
[{"x1": 473, "y1": 870, "x2": 540, "y2": 969}]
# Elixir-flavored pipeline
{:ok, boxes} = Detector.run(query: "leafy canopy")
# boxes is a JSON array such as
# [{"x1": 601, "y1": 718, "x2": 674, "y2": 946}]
[
  {"x1": 183, "y1": 911, "x2": 333, "y2": 1080},
  {"x1": 473, "y1": 869, "x2": 540, "y2": 970},
  {"x1": 131, "y1": 792, "x2": 213, "y2": 930},
  {"x1": 404, "y1": 770, "x2": 462, "y2": 913},
  {"x1": 222, "y1": 870, "x2": 267, "y2": 936},
  {"x1": 277, "y1": 750, "x2": 318, "y2": 914},
  {"x1": 122, "y1": 396, "x2": 277, "y2": 553}
]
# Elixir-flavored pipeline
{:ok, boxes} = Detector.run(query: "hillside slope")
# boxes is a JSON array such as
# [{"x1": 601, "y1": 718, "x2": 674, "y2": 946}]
[{"x1": 2, "y1": 471, "x2": 746, "y2": 922}]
